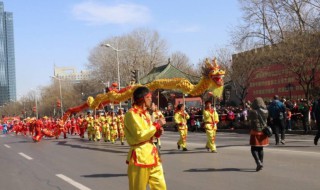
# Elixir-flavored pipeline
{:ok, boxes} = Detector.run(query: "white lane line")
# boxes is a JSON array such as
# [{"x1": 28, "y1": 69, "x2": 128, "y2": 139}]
[
  {"x1": 56, "y1": 174, "x2": 91, "y2": 190},
  {"x1": 18, "y1": 152, "x2": 33, "y2": 160},
  {"x1": 4, "y1": 144, "x2": 11, "y2": 148}
]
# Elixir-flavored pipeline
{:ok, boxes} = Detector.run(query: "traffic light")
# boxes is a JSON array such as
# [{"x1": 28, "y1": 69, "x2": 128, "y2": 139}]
[
  {"x1": 131, "y1": 70, "x2": 139, "y2": 83},
  {"x1": 57, "y1": 100, "x2": 61, "y2": 108},
  {"x1": 32, "y1": 106, "x2": 36, "y2": 112}
]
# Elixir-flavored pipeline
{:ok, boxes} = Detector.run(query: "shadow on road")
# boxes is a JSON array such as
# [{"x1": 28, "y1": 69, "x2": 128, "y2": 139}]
[
  {"x1": 161, "y1": 149, "x2": 211, "y2": 155},
  {"x1": 81, "y1": 173, "x2": 127, "y2": 178},
  {"x1": 10, "y1": 140, "x2": 34, "y2": 144},
  {"x1": 56, "y1": 141, "x2": 128, "y2": 154},
  {"x1": 184, "y1": 168, "x2": 255, "y2": 173}
]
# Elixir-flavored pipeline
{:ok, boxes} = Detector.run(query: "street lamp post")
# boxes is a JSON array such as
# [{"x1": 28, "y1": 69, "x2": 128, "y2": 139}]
[
  {"x1": 101, "y1": 43, "x2": 128, "y2": 108},
  {"x1": 101, "y1": 43, "x2": 125, "y2": 91},
  {"x1": 51, "y1": 76, "x2": 63, "y2": 117}
]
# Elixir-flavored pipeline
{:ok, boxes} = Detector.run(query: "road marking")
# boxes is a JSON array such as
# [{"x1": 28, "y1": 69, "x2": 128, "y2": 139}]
[
  {"x1": 56, "y1": 174, "x2": 91, "y2": 190},
  {"x1": 4, "y1": 144, "x2": 11, "y2": 148},
  {"x1": 18, "y1": 152, "x2": 33, "y2": 160}
]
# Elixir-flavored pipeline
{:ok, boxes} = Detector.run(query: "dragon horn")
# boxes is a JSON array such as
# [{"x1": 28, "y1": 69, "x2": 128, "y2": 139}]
[
  {"x1": 212, "y1": 57, "x2": 219, "y2": 68},
  {"x1": 205, "y1": 58, "x2": 212, "y2": 68}
]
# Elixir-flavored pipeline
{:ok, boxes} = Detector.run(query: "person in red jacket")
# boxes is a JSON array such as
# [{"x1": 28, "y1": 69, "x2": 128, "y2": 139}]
[{"x1": 32, "y1": 119, "x2": 44, "y2": 142}]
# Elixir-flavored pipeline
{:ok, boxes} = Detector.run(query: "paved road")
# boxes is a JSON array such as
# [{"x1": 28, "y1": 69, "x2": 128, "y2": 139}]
[{"x1": 1, "y1": 131, "x2": 319, "y2": 190}]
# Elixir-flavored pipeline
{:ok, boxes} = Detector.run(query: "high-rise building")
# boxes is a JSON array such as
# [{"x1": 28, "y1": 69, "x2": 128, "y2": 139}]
[{"x1": 0, "y1": 2, "x2": 16, "y2": 105}]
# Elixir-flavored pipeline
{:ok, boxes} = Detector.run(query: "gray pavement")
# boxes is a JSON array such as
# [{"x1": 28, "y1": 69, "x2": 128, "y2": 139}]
[{"x1": 0, "y1": 131, "x2": 319, "y2": 190}]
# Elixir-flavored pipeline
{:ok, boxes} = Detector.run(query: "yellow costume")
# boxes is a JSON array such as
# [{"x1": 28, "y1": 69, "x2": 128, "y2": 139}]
[
  {"x1": 203, "y1": 107, "x2": 219, "y2": 152},
  {"x1": 101, "y1": 115, "x2": 111, "y2": 142},
  {"x1": 85, "y1": 115, "x2": 94, "y2": 141},
  {"x1": 152, "y1": 110, "x2": 164, "y2": 148},
  {"x1": 117, "y1": 113, "x2": 125, "y2": 145},
  {"x1": 174, "y1": 111, "x2": 190, "y2": 150},
  {"x1": 124, "y1": 105, "x2": 166, "y2": 190},
  {"x1": 109, "y1": 113, "x2": 118, "y2": 144},
  {"x1": 106, "y1": 114, "x2": 112, "y2": 141},
  {"x1": 92, "y1": 117, "x2": 101, "y2": 141}
]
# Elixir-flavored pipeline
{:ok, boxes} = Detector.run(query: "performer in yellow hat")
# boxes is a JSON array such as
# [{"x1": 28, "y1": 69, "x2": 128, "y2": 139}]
[{"x1": 124, "y1": 86, "x2": 166, "y2": 190}]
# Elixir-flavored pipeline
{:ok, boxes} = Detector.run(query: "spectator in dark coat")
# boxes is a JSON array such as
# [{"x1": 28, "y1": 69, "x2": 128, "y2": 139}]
[
  {"x1": 312, "y1": 97, "x2": 320, "y2": 145},
  {"x1": 268, "y1": 95, "x2": 286, "y2": 145},
  {"x1": 248, "y1": 97, "x2": 269, "y2": 171}
]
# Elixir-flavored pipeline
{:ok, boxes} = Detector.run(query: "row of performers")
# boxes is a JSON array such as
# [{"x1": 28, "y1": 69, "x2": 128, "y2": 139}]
[
  {"x1": 8, "y1": 110, "x2": 126, "y2": 143},
  {"x1": 8, "y1": 101, "x2": 219, "y2": 153},
  {"x1": 9, "y1": 106, "x2": 165, "y2": 144}
]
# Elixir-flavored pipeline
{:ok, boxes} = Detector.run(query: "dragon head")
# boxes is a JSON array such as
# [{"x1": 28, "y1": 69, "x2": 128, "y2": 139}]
[{"x1": 203, "y1": 58, "x2": 225, "y2": 86}]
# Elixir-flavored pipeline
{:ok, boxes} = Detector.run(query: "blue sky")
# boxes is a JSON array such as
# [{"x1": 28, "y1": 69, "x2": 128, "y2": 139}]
[{"x1": 2, "y1": 0, "x2": 241, "y2": 98}]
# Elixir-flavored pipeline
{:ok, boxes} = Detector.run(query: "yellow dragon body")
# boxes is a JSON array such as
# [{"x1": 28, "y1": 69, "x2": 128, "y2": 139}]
[{"x1": 63, "y1": 58, "x2": 225, "y2": 121}]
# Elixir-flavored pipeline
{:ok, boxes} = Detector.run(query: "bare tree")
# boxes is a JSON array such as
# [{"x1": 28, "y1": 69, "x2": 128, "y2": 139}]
[
  {"x1": 266, "y1": 32, "x2": 320, "y2": 100},
  {"x1": 231, "y1": 47, "x2": 266, "y2": 104},
  {"x1": 233, "y1": 0, "x2": 320, "y2": 49},
  {"x1": 231, "y1": 0, "x2": 320, "y2": 101},
  {"x1": 170, "y1": 51, "x2": 199, "y2": 76},
  {"x1": 88, "y1": 28, "x2": 168, "y2": 87},
  {"x1": 213, "y1": 47, "x2": 234, "y2": 82}
]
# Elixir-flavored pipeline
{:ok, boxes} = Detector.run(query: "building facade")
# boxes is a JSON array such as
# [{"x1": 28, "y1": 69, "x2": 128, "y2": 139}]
[
  {"x1": 247, "y1": 64, "x2": 319, "y2": 101},
  {"x1": 54, "y1": 65, "x2": 91, "y2": 82},
  {"x1": 231, "y1": 49, "x2": 320, "y2": 103},
  {"x1": 0, "y1": 2, "x2": 16, "y2": 105}
]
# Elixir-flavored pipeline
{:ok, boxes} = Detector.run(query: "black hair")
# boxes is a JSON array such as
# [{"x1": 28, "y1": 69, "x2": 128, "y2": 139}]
[
  {"x1": 176, "y1": 103, "x2": 184, "y2": 110},
  {"x1": 205, "y1": 100, "x2": 211, "y2": 105},
  {"x1": 133, "y1": 86, "x2": 150, "y2": 103}
]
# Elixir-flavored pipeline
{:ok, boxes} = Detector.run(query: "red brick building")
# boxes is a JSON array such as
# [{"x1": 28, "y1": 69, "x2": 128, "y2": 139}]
[{"x1": 246, "y1": 63, "x2": 319, "y2": 101}]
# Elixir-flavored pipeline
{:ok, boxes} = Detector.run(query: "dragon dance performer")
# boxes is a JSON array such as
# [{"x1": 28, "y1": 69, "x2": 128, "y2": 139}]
[
  {"x1": 174, "y1": 103, "x2": 190, "y2": 151},
  {"x1": 105, "y1": 112, "x2": 111, "y2": 142},
  {"x1": 203, "y1": 100, "x2": 219, "y2": 153},
  {"x1": 70, "y1": 116, "x2": 78, "y2": 135},
  {"x1": 100, "y1": 113, "x2": 108, "y2": 142},
  {"x1": 78, "y1": 115, "x2": 86, "y2": 138},
  {"x1": 32, "y1": 119, "x2": 43, "y2": 142},
  {"x1": 11, "y1": 120, "x2": 22, "y2": 135},
  {"x1": 92, "y1": 116, "x2": 101, "y2": 141},
  {"x1": 26, "y1": 118, "x2": 34, "y2": 136},
  {"x1": 85, "y1": 112, "x2": 94, "y2": 141},
  {"x1": 55, "y1": 119, "x2": 67, "y2": 139},
  {"x1": 151, "y1": 103, "x2": 164, "y2": 149},
  {"x1": 109, "y1": 111, "x2": 118, "y2": 144},
  {"x1": 124, "y1": 86, "x2": 166, "y2": 190},
  {"x1": 117, "y1": 109, "x2": 125, "y2": 145}
]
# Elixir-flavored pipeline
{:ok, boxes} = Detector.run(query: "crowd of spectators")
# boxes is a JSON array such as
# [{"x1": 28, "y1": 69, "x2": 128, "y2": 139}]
[{"x1": 160, "y1": 97, "x2": 317, "y2": 133}]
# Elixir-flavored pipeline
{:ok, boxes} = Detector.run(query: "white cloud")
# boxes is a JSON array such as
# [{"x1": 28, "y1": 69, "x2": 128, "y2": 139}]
[{"x1": 72, "y1": 1, "x2": 151, "y2": 25}]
